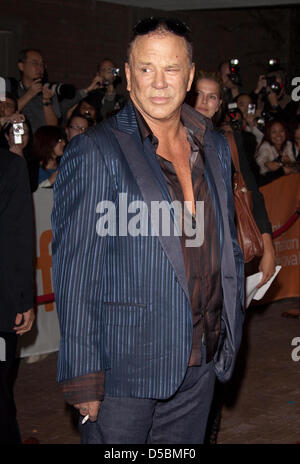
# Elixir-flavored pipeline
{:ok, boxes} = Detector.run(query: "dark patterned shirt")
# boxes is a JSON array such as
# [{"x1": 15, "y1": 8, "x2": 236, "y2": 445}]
[{"x1": 135, "y1": 108, "x2": 223, "y2": 366}]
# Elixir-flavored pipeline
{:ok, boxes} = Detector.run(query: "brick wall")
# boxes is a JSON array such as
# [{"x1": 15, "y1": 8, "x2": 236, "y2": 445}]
[{"x1": 1, "y1": 0, "x2": 299, "y2": 93}]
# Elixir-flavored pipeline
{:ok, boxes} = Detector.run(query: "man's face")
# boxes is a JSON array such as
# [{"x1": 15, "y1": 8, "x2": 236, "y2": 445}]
[
  {"x1": 18, "y1": 50, "x2": 45, "y2": 82},
  {"x1": 0, "y1": 98, "x2": 16, "y2": 117},
  {"x1": 237, "y1": 94, "x2": 252, "y2": 119},
  {"x1": 98, "y1": 60, "x2": 114, "y2": 84},
  {"x1": 66, "y1": 116, "x2": 89, "y2": 141},
  {"x1": 125, "y1": 32, "x2": 194, "y2": 124}
]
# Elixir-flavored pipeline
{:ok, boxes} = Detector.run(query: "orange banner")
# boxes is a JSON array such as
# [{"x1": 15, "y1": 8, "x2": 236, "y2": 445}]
[{"x1": 260, "y1": 173, "x2": 300, "y2": 302}]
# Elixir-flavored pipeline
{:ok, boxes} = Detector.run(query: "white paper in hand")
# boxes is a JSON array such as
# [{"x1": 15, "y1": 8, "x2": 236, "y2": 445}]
[{"x1": 245, "y1": 265, "x2": 282, "y2": 308}]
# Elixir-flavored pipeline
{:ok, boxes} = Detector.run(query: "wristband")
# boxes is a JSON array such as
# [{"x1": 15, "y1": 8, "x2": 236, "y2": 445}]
[{"x1": 42, "y1": 101, "x2": 51, "y2": 106}]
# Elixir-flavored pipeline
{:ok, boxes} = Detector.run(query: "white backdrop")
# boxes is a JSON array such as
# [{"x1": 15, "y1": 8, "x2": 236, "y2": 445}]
[{"x1": 18, "y1": 188, "x2": 60, "y2": 358}]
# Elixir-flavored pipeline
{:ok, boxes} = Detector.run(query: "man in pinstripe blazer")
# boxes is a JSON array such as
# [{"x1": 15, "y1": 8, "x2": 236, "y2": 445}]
[{"x1": 52, "y1": 17, "x2": 244, "y2": 444}]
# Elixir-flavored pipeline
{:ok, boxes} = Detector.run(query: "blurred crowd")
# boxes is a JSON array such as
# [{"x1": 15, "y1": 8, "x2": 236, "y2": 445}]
[
  {"x1": 190, "y1": 58, "x2": 300, "y2": 186},
  {"x1": 1, "y1": 49, "x2": 299, "y2": 191},
  {"x1": 0, "y1": 49, "x2": 127, "y2": 191}
]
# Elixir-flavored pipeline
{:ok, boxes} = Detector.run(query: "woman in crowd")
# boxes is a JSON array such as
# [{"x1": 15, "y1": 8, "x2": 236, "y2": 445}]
[
  {"x1": 32, "y1": 125, "x2": 66, "y2": 187},
  {"x1": 292, "y1": 122, "x2": 300, "y2": 161},
  {"x1": 66, "y1": 95, "x2": 101, "y2": 125},
  {"x1": 65, "y1": 113, "x2": 94, "y2": 142},
  {"x1": 2, "y1": 119, "x2": 39, "y2": 192},
  {"x1": 194, "y1": 69, "x2": 276, "y2": 444},
  {"x1": 256, "y1": 119, "x2": 296, "y2": 177}
]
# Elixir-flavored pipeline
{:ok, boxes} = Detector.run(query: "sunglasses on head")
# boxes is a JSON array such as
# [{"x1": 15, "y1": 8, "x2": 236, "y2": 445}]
[{"x1": 132, "y1": 17, "x2": 191, "y2": 41}]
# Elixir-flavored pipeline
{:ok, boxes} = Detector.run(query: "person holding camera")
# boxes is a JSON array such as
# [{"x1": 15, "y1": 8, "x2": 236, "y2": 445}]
[
  {"x1": 236, "y1": 93, "x2": 264, "y2": 146},
  {"x1": 218, "y1": 60, "x2": 243, "y2": 106},
  {"x1": 16, "y1": 49, "x2": 61, "y2": 133},
  {"x1": 88, "y1": 58, "x2": 127, "y2": 120},
  {"x1": 0, "y1": 93, "x2": 20, "y2": 147},
  {"x1": 251, "y1": 69, "x2": 291, "y2": 120}
]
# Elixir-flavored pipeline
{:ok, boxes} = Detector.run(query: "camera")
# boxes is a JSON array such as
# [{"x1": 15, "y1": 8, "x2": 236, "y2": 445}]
[
  {"x1": 247, "y1": 103, "x2": 256, "y2": 115},
  {"x1": 41, "y1": 70, "x2": 76, "y2": 101},
  {"x1": 112, "y1": 67, "x2": 120, "y2": 78},
  {"x1": 256, "y1": 117, "x2": 265, "y2": 131},
  {"x1": 255, "y1": 110, "x2": 274, "y2": 131},
  {"x1": 268, "y1": 57, "x2": 281, "y2": 72},
  {"x1": 13, "y1": 122, "x2": 24, "y2": 144},
  {"x1": 43, "y1": 82, "x2": 76, "y2": 101},
  {"x1": 229, "y1": 58, "x2": 241, "y2": 86},
  {"x1": 265, "y1": 76, "x2": 282, "y2": 95},
  {"x1": 227, "y1": 103, "x2": 242, "y2": 130},
  {"x1": 102, "y1": 67, "x2": 120, "y2": 87}
]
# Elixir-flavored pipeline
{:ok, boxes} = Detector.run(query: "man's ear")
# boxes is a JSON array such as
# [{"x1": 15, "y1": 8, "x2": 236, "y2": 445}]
[
  {"x1": 125, "y1": 62, "x2": 131, "y2": 92},
  {"x1": 18, "y1": 62, "x2": 24, "y2": 74},
  {"x1": 187, "y1": 62, "x2": 195, "y2": 92}
]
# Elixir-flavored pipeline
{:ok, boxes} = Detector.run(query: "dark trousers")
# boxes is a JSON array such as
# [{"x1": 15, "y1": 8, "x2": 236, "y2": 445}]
[
  {"x1": 80, "y1": 346, "x2": 216, "y2": 444},
  {"x1": 0, "y1": 331, "x2": 22, "y2": 444}
]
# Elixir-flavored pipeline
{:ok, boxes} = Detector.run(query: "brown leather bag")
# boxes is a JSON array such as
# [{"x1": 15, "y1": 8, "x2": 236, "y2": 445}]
[{"x1": 226, "y1": 131, "x2": 264, "y2": 263}]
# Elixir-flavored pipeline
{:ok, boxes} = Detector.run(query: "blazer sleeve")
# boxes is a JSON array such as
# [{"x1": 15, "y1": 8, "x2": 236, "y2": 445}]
[
  {"x1": 0, "y1": 154, "x2": 34, "y2": 315},
  {"x1": 14, "y1": 157, "x2": 34, "y2": 312},
  {"x1": 52, "y1": 132, "x2": 115, "y2": 383}
]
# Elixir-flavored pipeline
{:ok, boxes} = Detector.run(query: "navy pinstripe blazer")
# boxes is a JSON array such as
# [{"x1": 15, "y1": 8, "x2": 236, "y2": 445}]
[{"x1": 52, "y1": 102, "x2": 244, "y2": 399}]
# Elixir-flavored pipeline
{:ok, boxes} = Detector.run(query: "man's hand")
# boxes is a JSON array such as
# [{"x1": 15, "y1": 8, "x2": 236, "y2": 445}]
[
  {"x1": 84, "y1": 74, "x2": 103, "y2": 93},
  {"x1": 13, "y1": 308, "x2": 35, "y2": 335},
  {"x1": 0, "y1": 111, "x2": 25, "y2": 128},
  {"x1": 254, "y1": 75, "x2": 267, "y2": 94},
  {"x1": 42, "y1": 84, "x2": 54, "y2": 101},
  {"x1": 74, "y1": 401, "x2": 101, "y2": 422},
  {"x1": 27, "y1": 78, "x2": 43, "y2": 98}
]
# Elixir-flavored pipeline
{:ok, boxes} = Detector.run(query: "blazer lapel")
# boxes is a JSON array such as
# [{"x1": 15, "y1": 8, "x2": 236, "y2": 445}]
[{"x1": 112, "y1": 126, "x2": 190, "y2": 304}]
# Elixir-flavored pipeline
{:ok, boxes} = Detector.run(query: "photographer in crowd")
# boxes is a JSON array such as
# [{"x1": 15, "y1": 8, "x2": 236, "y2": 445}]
[
  {"x1": 236, "y1": 93, "x2": 264, "y2": 145},
  {"x1": 219, "y1": 59, "x2": 243, "y2": 106},
  {"x1": 88, "y1": 58, "x2": 127, "y2": 120},
  {"x1": 250, "y1": 68, "x2": 291, "y2": 120},
  {"x1": 14, "y1": 49, "x2": 61, "y2": 133}
]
